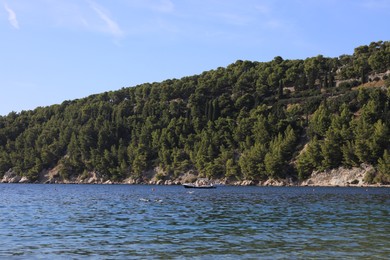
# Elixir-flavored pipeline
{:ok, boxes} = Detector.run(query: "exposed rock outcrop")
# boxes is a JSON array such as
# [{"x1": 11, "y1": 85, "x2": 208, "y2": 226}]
[
  {"x1": 1, "y1": 169, "x2": 22, "y2": 183},
  {"x1": 1, "y1": 163, "x2": 386, "y2": 187},
  {"x1": 19, "y1": 176, "x2": 30, "y2": 183},
  {"x1": 262, "y1": 178, "x2": 297, "y2": 186},
  {"x1": 230, "y1": 180, "x2": 256, "y2": 186},
  {"x1": 301, "y1": 164, "x2": 374, "y2": 186}
]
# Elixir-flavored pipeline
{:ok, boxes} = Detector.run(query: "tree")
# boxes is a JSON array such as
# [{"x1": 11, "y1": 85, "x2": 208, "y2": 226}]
[
  {"x1": 368, "y1": 45, "x2": 390, "y2": 73},
  {"x1": 238, "y1": 143, "x2": 267, "y2": 180},
  {"x1": 0, "y1": 41, "x2": 389, "y2": 184},
  {"x1": 341, "y1": 141, "x2": 359, "y2": 168},
  {"x1": 264, "y1": 128, "x2": 296, "y2": 179},
  {"x1": 132, "y1": 151, "x2": 147, "y2": 180},
  {"x1": 252, "y1": 115, "x2": 270, "y2": 144},
  {"x1": 296, "y1": 137, "x2": 323, "y2": 179},
  {"x1": 0, "y1": 150, "x2": 11, "y2": 176},
  {"x1": 353, "y1": 117, "x2": 373, "y2": 164},
  {"x1": 309, "y1": 103, "x2": 331, "y2": 138},
  {"x1": 304, "y1": 57, "x2": 319, "y2": 89},
  {"x1": 368, "y1": 120, "x2": 389, "y2": 163},
  {"x1": 376, "y1": 150, "x2": 390, "y2": 183},
  {"x1": 321, "y1": 129, "x2": 342, "y2": 169},
  {"x1": 225, "y1": 158, "x2": 240, "y2": 180}
]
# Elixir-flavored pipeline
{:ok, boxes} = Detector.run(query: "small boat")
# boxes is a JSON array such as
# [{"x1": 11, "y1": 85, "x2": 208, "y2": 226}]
[{"x1": 183, "y1": 183, "x2": 216, "y2": 189}]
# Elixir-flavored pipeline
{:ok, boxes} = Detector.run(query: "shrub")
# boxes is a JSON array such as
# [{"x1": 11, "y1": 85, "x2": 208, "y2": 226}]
[
  {"x1": 350, "y1": 179, "x2": 359, "y2": 185},
  {"x1": 363, "y1": 169, "x2": 376, "y2": 184}
]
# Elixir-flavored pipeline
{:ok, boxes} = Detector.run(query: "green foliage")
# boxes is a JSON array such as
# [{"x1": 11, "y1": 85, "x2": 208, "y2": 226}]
[
  {"x1": 296, "y1": 137, "x2": 323, "y2": 180},
  {"x1": 264, "y1": 125, "x2": 298, "y2": 178},
  {"x1": 308, "y1": 103, "x2": 331, "y2": 138},
  {"x1": 239, "y1": 143, "x2": 267, "y2": 180},
  {"x1": 321, "y1": 129, "x2": 343, "y2": 169},
  {"x1": 0, "y1": 41, "x2": 389, "y2": 183},
  {"x1": 376, "y1": 150, "x2": 390, "y2": 184},
  {"x1": 341, "y1": 141, "x2": 359, "y2": 168}
]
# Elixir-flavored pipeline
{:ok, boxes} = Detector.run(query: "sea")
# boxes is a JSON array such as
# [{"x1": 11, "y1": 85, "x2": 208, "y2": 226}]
[{"x1": 0, "y1": 184, "x2": 389, "y2": 259}]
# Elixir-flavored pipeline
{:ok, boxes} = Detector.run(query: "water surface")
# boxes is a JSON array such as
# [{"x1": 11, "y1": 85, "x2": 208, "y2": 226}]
[{"x1": 0, "y1": 184, "x2": 389, "y2": 259}]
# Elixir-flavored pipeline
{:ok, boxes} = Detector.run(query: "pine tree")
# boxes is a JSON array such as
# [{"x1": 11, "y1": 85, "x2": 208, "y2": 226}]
[
  {"x1": 238, "y1": 143, "x2": 267, "y2": 180},
  {"x1": 341, "y1": 141, "x2": 359, "y2": 168},
  {"x1": 296, "y1": 137, "x2": 323, "y2": 179},
  {"x1": 321, "y1": 129, "x2": 342, "y2": 169},
  {"x1": 309, "y1": 103, "x2": 331, "y2": 138},
  {"x1": 353, "y1": 118, "x2": 373, "y2": 164},
  {"x1": 264, "y1": 135, "x2": 284, "y2": 178},
  {"x1": 375, "y1": 150, "x2": 390, "y2": 184},
  {"x1": 369, "y1": 120, "x2": 389, "y2": 161}
]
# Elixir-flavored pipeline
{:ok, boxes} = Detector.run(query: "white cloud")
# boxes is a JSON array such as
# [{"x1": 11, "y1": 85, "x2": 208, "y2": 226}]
[
  {"x1": 88, "y1": 1, "x2": 124, "y2": 37},
  {"x1": 4, "y1": 2, "x2": 19, "y2": 29}
]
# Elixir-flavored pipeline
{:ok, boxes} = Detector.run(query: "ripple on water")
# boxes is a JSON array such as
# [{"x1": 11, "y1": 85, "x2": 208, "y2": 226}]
[{"x1": 0, "y1": 184, "x2": 389, "y2": 258}]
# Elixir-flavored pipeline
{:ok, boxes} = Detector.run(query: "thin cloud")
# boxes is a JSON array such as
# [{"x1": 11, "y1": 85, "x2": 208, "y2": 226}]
[
  {"x1": 152, "y1": 0, "x2": 174, "y2": 13},
  {"x1": 4, "y1": 2, "x2": 19, "y2": 29},
  {"x1": 127, "y1": 0, "x2": 174, "y2": 13},
  {"x1": 214, "y1": 12, "x2": 252, "y2": 26},
  {"x1": 143, "y1": 0, "x2": 174, "y2": 13},
  {"x1": 360, "y1": 0, "x2": 390, "y2": 9},
  {"x1": 265, "y1": 19, "x2": 284, "y2": 29},
  {"x1": 88, "y1": 1, "x2": 124, "y2": 37},
  {"x1": 252, "y1": 2, "x2": 289, "y2": 31},
  {"x1": 255, "y1": 4, "x2": 271, "y2": 15}
]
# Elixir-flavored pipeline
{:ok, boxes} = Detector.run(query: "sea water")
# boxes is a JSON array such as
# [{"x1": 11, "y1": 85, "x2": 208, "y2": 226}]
[{"x1": 0, "y1": 184, "x2": 389, "y2": 259}]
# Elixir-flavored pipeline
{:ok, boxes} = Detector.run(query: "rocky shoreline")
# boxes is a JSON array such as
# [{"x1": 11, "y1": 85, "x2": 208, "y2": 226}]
[{"x1": 1, "y1": 164, "x2": 389, "y2": 187}]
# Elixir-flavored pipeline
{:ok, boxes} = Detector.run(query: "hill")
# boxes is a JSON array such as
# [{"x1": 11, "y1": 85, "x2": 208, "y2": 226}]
[{"x1": 0, "y1": 41, "x2": 389, "y2": 185}]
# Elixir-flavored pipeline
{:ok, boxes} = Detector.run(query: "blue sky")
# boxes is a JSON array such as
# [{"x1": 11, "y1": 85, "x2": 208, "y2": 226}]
[{"x1": 1, "y1": 0, "x2": 389, "y2": 116}]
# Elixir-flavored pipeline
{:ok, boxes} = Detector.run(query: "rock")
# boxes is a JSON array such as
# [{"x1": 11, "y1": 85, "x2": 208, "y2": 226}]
[
  {"x1": 9, "y1": 176, "x2": 21, "y2": 183},
  {"x1": 164, "y1": 180, "x2": 173, "y2": 185},
  {"x1": 123, "y1": 178, "x2": 137, "y2": 184},
  {"x1": 1, "y1": 169, "x2": 21, "y2": 183},
  {"x1": 87, "y1": 177, "x2": 96, "y2": 184},
  {"x1": 241, "y1": 180, "x2": 255, "y2": 186},
  {"x1": 19, "y1": 176, "x2": 30, "y2": 183},
  {"x1": 301, "y1": 164, "x2": 374, "y2": 186},
  {"x1": 261, "y1": 179, "x2": 289, "y2": 186},
  {"x1": 39, "y1": 167, "x2": 61, "y2": 184}
]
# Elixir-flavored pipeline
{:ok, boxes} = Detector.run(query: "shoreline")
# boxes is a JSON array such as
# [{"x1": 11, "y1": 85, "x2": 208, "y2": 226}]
[
  {"x1": 1, "y1": 163, "x2": 389, "y2": 187},
  {"x1": 1, "y1": 180, "x2": 389, "y2": 188}
]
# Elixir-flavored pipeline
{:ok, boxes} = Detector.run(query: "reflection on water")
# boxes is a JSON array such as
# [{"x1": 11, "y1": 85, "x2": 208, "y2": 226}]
[{"x1": 0, "y1": 184, "x2": 389, "y2": 259}]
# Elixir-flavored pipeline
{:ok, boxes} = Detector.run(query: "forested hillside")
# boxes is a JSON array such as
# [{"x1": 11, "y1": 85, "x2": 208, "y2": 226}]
[{"x1": 1, "y1": 41, "x2": 389, "y2": 184}]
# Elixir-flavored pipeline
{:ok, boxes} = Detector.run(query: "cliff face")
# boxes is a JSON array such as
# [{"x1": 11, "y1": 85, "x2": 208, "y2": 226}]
[{"x1": 300, "y1": 164, "x2": 374, "y2": 186}]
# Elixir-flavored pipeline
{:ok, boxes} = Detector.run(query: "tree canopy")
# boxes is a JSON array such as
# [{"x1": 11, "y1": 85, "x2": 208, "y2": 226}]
[{"x1": 1, "y1": 41, "x2": 389, "y2": 183}]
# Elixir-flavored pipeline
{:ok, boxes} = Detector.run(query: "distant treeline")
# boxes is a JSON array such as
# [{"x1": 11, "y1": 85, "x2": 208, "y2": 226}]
[{"x1": 0, "y1": 41, "x2": 389, "y2": 183}]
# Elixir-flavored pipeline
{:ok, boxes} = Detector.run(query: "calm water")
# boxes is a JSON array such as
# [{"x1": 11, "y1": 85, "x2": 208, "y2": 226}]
[{"x1": 0, "y1": 184, "x2": 389, "y2": 259}]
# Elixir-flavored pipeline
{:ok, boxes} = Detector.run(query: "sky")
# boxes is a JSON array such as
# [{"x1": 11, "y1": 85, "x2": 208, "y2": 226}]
[{"x1": 1, "y1": 0, "x2": 389, "y2": 116}]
